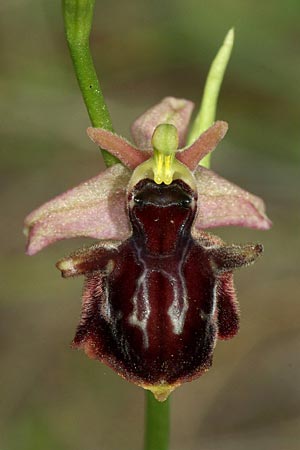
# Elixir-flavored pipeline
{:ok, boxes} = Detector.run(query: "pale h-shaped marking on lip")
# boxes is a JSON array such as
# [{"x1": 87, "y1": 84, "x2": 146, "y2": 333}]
[{"x1": 128, "y1": 241, "x2": 191, "y2": 349}]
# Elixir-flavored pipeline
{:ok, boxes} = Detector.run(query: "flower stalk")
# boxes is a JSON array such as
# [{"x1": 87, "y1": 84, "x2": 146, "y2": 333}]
[
  {"x1": 144, "y1": 30, "x2": 234, "y2": 449},
  {"x1": 60, "y1": 4, "x2": 239, "y2": 449},
  {"x1": 144, "y1": 392, "x2": 170, "y2": 450},
  {"x1": 146, "y1": 30, "x2": 233, "y2": 447}
]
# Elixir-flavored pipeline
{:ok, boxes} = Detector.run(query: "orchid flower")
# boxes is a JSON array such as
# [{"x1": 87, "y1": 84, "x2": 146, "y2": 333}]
[{"x1": 24, "y1": 97, "x2": 271, "y2": 401}]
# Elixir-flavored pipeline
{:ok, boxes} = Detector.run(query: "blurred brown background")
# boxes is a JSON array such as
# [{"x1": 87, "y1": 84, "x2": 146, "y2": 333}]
[{"x1": 1, "y1": 1, "x2": 299, "y2": 449}]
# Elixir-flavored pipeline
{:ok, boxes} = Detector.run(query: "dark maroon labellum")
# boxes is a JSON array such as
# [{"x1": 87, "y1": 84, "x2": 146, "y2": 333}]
[{"x1": 57, "y1": 178, "x2": 262, "y2": 400}]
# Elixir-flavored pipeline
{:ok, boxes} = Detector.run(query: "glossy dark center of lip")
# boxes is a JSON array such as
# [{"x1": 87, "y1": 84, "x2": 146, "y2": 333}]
[
  {"x1": 128, "y1": 179, "x2": 197, "y2": 256},
  {"x1": 133, "y1": 179, "x2": 195, "y2": 208}
]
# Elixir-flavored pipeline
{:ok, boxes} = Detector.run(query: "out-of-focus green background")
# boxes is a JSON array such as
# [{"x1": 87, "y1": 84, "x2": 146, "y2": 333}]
[{"x1": 1, "y1": 1, "x2": 299, "y2": 449}]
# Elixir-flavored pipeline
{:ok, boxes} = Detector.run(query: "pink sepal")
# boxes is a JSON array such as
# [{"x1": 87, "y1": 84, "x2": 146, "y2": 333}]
[
  {"x1": 131, "y1": 97, "x2": 194, "y2": 149},
  {"x1": 193, "y1": 167, "x2": 272, "y2": 230},
  {"x1": 24, "y1": 164, "x2": 132, "y2": 255}
]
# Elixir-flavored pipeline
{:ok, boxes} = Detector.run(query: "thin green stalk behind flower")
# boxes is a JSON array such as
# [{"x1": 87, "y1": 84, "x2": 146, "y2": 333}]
[
  {"x1": 61, "y1": 6, "x2": 235, "y2": 450},
  {"x1": 144, "y1": 392, "x2": 170, "y2": 450},
  {"x1": 62, "y1": 0, "x2": 119, "y2": 166},
  {"x1": 187, "y1": 28, "x2": 234, "y2": 168}
]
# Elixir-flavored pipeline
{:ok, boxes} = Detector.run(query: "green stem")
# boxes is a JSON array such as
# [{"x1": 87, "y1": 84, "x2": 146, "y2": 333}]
[
  {"x1": 62, "y1": 6, "x2": 233, "y2": 450},
  {"x1": 187, "y1": 28, "x2": 234, "y2": 168},
  {"x1": 144, "y1": 391, "x2": 170, "y2": 450},
  {"x1": 62, "y1": 0, "x2": 119, "y2": 166}
]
